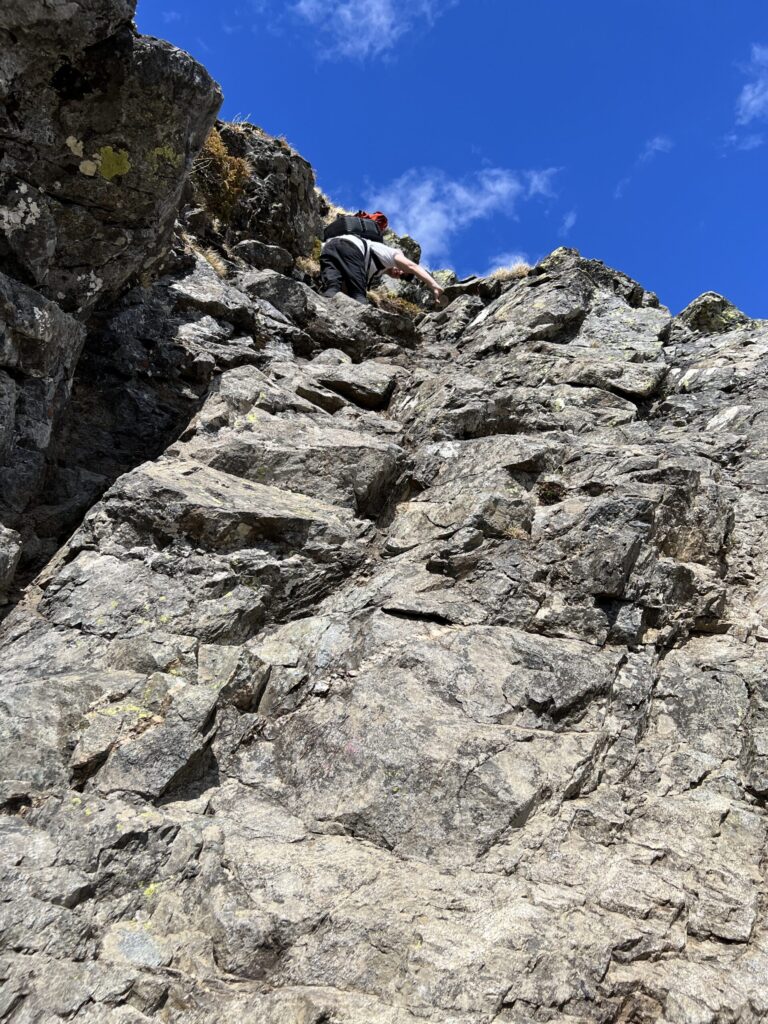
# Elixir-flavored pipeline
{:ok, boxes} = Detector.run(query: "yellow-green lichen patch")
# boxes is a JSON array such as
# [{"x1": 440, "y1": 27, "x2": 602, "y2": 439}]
[
  {"x1": 150, "y1": 145, "x2": 182, "y2": 172},
  {"x1": 91, "y1": 702, "x2": 153, "y2": 721},
  {"x1": 98, "y1": 146, "x2": 132, "y2": 181}
]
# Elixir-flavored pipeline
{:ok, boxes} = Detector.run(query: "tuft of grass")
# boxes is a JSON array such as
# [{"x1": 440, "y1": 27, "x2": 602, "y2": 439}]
[
  {"x1": 296, "y1": 255, "x2": 321, "y2": 277},
  {"x1": 199, "y1": 247, "x2": 229, "y2": 278},
  {"x1": 192, "y1": 127, "x2": 251, "y2": 222},
  {"x1": 182, "y1": 233, "x2": 229, "y2": 278},
  {"x1": 368, "y1": 292, "x2": 423, "y2": 319},
  {"x1": 315, "y1": 189, "x2": 350, "y2": 225},
  {"x1": 296, "y1": 238, "x2": 323, "y2": 277},
  {"x1": 489, "y1": 260, "x2": 532, "y2": 282}
]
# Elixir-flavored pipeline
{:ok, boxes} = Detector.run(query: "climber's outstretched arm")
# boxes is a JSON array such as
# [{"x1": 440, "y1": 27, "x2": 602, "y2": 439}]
[{"x1": 391, "y1": 253, "x2": 445, "y2": 304}]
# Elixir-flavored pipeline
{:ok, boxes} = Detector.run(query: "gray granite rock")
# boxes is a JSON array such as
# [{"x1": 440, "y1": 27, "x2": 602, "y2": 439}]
[
  {"x1": 213, "y1": 122, "x2": 322, "y2": 257},
  {"x1": 0, "y1": 524, "x2": 21, "y2": 604},
  {"x1": 3, "y1": 241, "x2": 768, "y2": 1022},
  {"x1": 0, "y1": 272, "x2": 85, "y2": 574},
  {"x1": 241, "y1": 268, "x2": 418, "y2": 359},
  {"x1": 0, "y1": 0, "x2": 221, "y2": 312},
  {"x1": 1, "y1": 12, "x2": 768, "y2": 1019},
  {"x1": 231, "y1": 238, "x2": 294, "y2": 274}
]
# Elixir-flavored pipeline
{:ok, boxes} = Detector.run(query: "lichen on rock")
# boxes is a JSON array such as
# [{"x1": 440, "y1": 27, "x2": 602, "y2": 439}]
[
  {"x1": 0, "y1": 0, "x2": 222, "y2": 312},
  {"x1": 1, "y1": 4, "x2": 768, "y2": 1024}
]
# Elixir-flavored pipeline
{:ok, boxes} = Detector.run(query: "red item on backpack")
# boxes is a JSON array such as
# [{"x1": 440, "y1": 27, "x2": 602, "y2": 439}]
[{"x1": 356, "y1": 210, "x2": 389, "y2": 233}]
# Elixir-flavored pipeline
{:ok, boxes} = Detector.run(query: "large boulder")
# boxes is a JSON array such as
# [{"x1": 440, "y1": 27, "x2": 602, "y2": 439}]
[
  {"x1": 205, "y1": 122, "x2": 322, "y2": 257},
  {"x1": 0, "y1": 0, "x2": 222, "y2": 312}
]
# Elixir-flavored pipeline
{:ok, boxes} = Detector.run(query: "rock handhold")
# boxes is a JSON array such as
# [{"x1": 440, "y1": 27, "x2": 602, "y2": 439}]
[{"x1": 231, "y1": 239, "x2": 294, "y2": 274}]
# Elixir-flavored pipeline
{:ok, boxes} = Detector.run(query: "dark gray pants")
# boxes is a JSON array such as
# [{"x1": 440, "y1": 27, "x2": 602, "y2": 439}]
[{"x1": 320, "y1": 238, "x2": 368, "y2": 304}]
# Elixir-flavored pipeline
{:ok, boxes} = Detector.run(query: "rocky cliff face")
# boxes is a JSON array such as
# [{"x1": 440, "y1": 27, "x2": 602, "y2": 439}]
[
  {"x1": 2, "y1": 8, "x2": 768, "y2": 1024},
  {"x1": 0, "y1": 0, "x2": 222, "y2": 599}
]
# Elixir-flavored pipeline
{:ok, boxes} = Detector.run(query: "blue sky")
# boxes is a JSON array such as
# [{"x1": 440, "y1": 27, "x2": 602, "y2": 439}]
[{"x1": 136, "y1": 0, "x2": 767, "y2": 316}]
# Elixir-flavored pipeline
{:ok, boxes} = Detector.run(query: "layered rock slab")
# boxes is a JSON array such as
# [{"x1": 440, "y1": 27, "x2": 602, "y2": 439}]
[{"x1": 1, "y1": 225, "x2": 768, "y2": 1024}]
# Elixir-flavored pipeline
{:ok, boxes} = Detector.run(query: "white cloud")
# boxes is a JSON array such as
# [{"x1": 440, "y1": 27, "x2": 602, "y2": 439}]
[
  {"x1": 639, "y1": 135, "x2": 674, "y2": 162},
  {"x1": 291, "y1": 0, "x2": 455, "y2": 59},
  {"x1": 162, "y1": 10, "x2": 182, "y2": 23},
  {"x1": 367, "y1": 166, "x2": 552, "y2": 264},
  {"x1": 724, "y1": 131, "x2": 765, "y2": 151},
  {"x1": 737, "y1": 44, "x2": 768, "y2": 124},
  {"x1": 559, "y1": 209, "x2": 577, "y2": 236},
  {"x1": 484, "y1": 250, "x2": 530, "y2": 276},
  {"x1": 614, "y1": 135, "x2": 673, "y2": 199},
  {"x1": 525, "y1": 168, "x2": 559, "y2": 198}
]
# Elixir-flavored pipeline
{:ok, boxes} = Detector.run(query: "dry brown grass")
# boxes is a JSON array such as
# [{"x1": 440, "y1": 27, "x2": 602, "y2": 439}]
[
  {"x1": 368, "y1": 292, "x2": 423, "y2": 319},
  {"x1": 192, "y1": 128, "x2": 251, "y2": 221},
  {"x1": 199, "y1": 247, "x2": 229, "y2": 278},
  {"x1": 296, "y1": 255, "x2": 321, "y2": 277},
  {"x1": 182, "y1": 233, "x2": 229, "y2": 278},
  {"x1": 296, "y1": 238, "x2": 322, "y2": 277},
  {"x1": 315, "y1": 188, "x2": 350, "y2": 225},
  {"x1": 488, "y1": 260, "x2": 532, "y2": 282}
]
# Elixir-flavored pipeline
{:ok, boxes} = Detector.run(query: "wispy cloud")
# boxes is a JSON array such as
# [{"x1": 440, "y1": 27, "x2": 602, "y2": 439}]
[
  {"x1": 291, "y1": 0, "x2": 456, "y2": 59},
  {"x1": 639, "y1": 135, "x2": 674, "y2": 162},
  {"x1": 724, "y1": 131, "x2": 764, "y2": 152},
  {"x1": 367, "y1": 166, "x2": 557, "y2": 264},
  {"x1": 484, "y1": 250, "x2": 530, "y2": 276},
  {"x1": 162, "y1": 10, "x2": 182, "y2": 23},
  {"x1": 559, "y1": 209, "x2": 577, "y2": 236},
  {"x1": 614, "y1": 134, "x2": 674, "y2": 199},
  {"x1": 525, "y1": 168, "x2": 559, "y2": 198},
  {"x1": 737, "y1": 44, "x2": 768, "y2": 124},
  {"x1": 724, "y1": 45, "x2": 768, "y2": 152}
]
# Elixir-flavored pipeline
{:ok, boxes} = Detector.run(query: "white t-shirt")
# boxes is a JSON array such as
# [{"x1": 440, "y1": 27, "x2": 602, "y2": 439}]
[{"x1": 331, "y1": 234, "x2": 401, "y2": 282}]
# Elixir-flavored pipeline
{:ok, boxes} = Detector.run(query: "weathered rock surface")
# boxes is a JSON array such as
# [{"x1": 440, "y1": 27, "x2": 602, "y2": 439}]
[
  {"x1": 1, "y1": 9, "x2": 768, "y2": 1021},
  {"x1": 192, "y1": 122, "x2": 322, "y2": 258},
  {"x1": 0, "y1": 1, "x2": 222, "y2": 599},
  {"x1": 3, "y1": 236, "x2": 768, "y2": 1023},
  {"x1": 0, "y1": 271, "x2": 86, "y2": 598},
  {"x1": 0, "y1": 0, "x2": 221, "y2": 311}
]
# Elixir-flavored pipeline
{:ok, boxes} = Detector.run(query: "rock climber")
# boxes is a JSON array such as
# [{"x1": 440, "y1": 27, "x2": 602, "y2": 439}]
[{"x1": 320, "y1": 211, "x2": 445, "y2": 306}]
